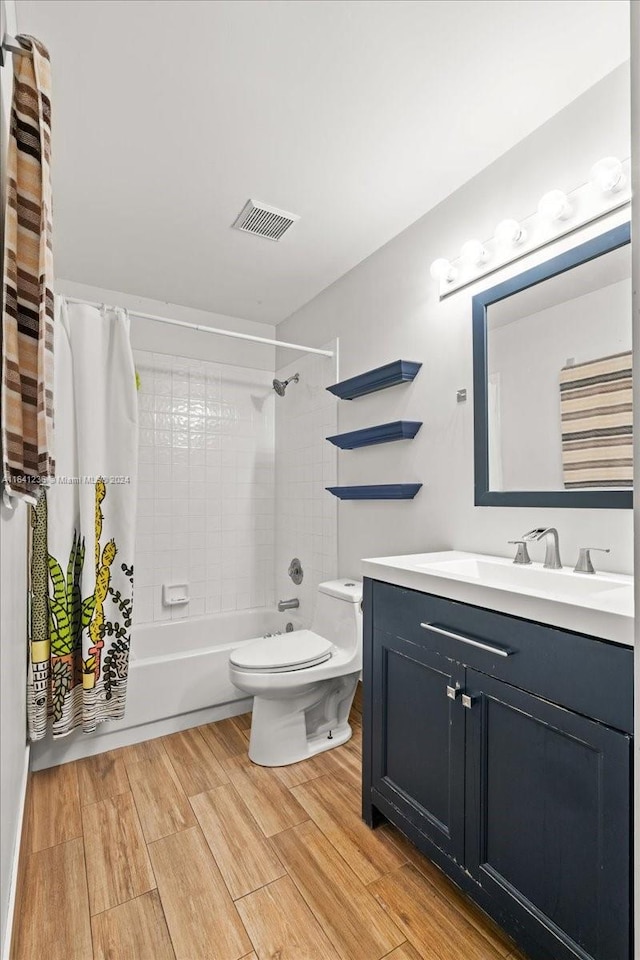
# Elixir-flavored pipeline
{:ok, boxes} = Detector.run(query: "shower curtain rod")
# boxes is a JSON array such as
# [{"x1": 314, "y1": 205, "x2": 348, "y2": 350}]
[{"x1": 62, "y1": 297, "x2": 334, "y2": 357}]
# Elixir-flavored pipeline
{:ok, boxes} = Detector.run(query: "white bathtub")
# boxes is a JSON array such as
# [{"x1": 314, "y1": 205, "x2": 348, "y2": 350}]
[
  {"x1": 30, "y1": 607, "x2": 301, "y2": 770},
  {"x1": 126, "y1": 608, "x2": 301, "y2": 727}
]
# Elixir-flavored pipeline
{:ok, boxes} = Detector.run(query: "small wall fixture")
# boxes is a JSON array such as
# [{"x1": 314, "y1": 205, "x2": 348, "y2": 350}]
[
  {"x1": 590, "y1": 156, "x2": 625, "y2": 194},
  {"x1": 494, "y1": 218, "x2": 527, "y2": 248},
  {"x1": 537, "y1": 189, "x2": 572, "y2": 223},
  {"x1": 429, "y1": 258, "x2": 457, "y2": 283},
  {"x1": 460, "y1": 239, "x2": 488, "y2": 267}
]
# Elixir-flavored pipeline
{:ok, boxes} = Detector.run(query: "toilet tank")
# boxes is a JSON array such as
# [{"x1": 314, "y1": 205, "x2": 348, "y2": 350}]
[{"x1": 311, "y1": 579, "x2": 363, "y2": 653}]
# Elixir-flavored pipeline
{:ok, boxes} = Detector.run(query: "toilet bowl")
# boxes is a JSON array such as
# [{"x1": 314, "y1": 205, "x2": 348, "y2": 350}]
[{"x1": 229, "y1": 579, "x2": 362, "y2": 766}]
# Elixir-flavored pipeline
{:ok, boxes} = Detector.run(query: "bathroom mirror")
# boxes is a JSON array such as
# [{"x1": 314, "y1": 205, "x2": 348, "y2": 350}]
[{"x1": 473, "y1": 222, "x2": 632, "y2": 508}]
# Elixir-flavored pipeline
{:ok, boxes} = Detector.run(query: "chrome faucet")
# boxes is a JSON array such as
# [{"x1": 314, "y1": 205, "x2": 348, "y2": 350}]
[
  {"x1": 508, "y1": 540, "x2": 532, "y2": 565},
  {"x1": 521, "y1": 527, "x2": 562, "y2": 569},
  {"x1": 277, "y1": 598, "x2": 299, "y2": 612},
  {"x1": 574, "y1": 547, "x2": 610, "y2": 574}
]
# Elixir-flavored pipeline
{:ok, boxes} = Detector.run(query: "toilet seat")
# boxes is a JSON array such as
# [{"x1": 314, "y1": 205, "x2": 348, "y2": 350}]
[{"x1": 230, "y1": 630, "x2": 333, "y2": 673}]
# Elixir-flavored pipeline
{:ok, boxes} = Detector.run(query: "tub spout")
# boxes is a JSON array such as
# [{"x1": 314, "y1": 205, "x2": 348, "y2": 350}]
[{"x1": 278, "y1": 598, "x2": 299, "y2": 612}]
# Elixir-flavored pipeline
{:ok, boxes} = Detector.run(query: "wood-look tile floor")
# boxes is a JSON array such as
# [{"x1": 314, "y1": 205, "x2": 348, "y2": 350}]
[{"x1": 11, "y1": 687, "x2": 529, "y2": 960}]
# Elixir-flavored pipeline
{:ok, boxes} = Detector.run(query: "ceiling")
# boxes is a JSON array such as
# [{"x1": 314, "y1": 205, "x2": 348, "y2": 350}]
[{"x1": 16, "y1": 0, "x2": 630, "y2": 325}]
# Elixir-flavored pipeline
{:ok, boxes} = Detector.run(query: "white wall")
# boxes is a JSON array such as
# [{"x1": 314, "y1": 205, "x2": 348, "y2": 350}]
[
  {"x1": 275, "y1": 347, "x2": 338, "y2": 624},
  {"x1": 277, "y1": 64, "x2": 633, "y2": 577},
  {"x1": 0, "y1": 2, "x2": 29, "y2": 955}
]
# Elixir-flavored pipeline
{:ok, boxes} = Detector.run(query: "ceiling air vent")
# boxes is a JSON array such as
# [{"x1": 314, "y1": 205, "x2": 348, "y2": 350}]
[{"x1": 232, "y1": 199, "x2": 300, "y2": 241}]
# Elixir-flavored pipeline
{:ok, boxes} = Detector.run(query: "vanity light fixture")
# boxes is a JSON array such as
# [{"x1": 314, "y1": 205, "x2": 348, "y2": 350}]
[
  {"x1": 431, "y1": 154, "x2": 630, "y2": 298},
  {"x1": 590, "y1": 156, "x2": 625, "y2": 194},
  {"x1": 494, "y1": 218, "x2": 527, "y2": 247},
  {"x1": 537, "y1": 189, "x2": 572, "y2": 223},
  {"x1": 429, "y1": 258, "x2": 457, "y2": 282},
  {"x1": 460, "y1": 239, "x2": 488, "y2": 267}
]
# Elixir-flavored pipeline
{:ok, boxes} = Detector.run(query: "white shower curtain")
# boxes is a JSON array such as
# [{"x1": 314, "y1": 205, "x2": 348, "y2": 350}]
[{"x1": 28, "y1": 299, "x2": 139, "y2": 739}]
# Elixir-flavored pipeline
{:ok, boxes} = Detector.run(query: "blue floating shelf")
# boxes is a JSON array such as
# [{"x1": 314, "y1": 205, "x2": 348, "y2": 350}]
[
  {"x1": 326, "y1": 360, "x2": 422, "y2": 400},
  {"x1": 325, "y1": 483, "x2": 422, "y2": 500},
  {"x1": 326, "y1": 420, "x2": 422, "y2": 450}
]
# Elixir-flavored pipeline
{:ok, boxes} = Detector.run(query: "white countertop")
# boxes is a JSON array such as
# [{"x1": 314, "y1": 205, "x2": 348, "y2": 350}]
[{"x1": 361, "y1": 551, "x2": 634, "y2": 647}]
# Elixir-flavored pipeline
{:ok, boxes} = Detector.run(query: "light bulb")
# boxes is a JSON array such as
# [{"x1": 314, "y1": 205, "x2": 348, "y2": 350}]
[
  {"x1": 460, "y1": 239, "x2": 488, "y2": 267},
  {"x1": 590, "y1": 156, "x2": 625, "y2": 194},
  {"x1": 537, "y1": 190, "x2": 572, "y2": 223},
  {"x1": 429, "y1": 258, "x2": 457, "y2": 283},
  {"x1": 495, "y1": 218, "x2": 527, "y2": 247}
]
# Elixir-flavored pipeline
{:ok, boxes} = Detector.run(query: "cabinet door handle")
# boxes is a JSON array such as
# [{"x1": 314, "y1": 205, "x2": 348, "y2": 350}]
[
  {"x1": 461, "y1": 693, "x2": 475, "y2": 709},
  {"x1": 446, "y1": 684, "x2": 460, "y2": 700},
  {"x1": 420, "y1": 622, "x2": 513, "y2": 658}
]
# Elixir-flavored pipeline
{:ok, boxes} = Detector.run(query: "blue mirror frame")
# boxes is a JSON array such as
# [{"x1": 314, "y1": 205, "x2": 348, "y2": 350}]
[{"x1": 472, "y1": 222, "x2": 632, "y2": 509}]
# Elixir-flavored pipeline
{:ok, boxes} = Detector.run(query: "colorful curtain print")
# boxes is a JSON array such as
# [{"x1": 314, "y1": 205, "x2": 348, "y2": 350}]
[
  {"x1": 2, "y1": 35, "x2": 55, "y2": 504},
  {"x1": 559, "y1": 350, "x2": 633, "y2": 489},
  {"x1": 28, "y1": 300, "x2": 138, "y2": 739}
]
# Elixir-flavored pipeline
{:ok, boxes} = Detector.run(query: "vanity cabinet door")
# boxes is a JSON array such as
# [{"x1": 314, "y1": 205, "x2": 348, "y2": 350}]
[
  {"x1": 464, "y1": 669, "x2": 631, "y2": 960},
  {"x1": 370, "y1": 629, "x2": 466, "y2": 864}
]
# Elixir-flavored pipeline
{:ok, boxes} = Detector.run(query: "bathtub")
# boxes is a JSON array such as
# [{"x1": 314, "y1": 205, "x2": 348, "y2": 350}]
[
  {"x1": 125, "y1": 608, "x2": 301, "y2": 728},
  {"x1": 30, "y1": 607, "x2": 301, "y2": 770}
]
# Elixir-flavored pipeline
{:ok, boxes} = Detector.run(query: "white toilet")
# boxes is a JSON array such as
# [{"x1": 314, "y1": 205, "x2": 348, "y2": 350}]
[{"x1": 229, "y1": 579, "x2": 363, "y2": 767}]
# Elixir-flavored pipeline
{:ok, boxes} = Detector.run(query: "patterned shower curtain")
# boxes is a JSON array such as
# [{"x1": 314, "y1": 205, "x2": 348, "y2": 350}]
[{"x1": 28, "y1": 300, "x2": 139, "y2": 739}]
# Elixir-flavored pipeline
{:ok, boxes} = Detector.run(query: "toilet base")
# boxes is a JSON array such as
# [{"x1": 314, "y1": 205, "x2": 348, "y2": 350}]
[{"x1": 247, "y1": 673, "x2": 358, "y2": 767}]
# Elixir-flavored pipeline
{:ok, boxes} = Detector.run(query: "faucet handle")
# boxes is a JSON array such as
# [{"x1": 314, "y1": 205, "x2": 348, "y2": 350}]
[
  {"x1": 574, "y1": 547, "x2": 610, "y2": 575},
  {"x1": 508, "y1": 540, "x2": 532, "y2": 565}
]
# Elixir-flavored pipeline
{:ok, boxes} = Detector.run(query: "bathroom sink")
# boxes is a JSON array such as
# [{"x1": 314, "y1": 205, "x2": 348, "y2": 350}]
[
  {"x1": 361, "y1": 550, "x2": 634, "y2": 646},
  {"x1": 415, "y1": 555, "x2": 630, "y2": 601}
]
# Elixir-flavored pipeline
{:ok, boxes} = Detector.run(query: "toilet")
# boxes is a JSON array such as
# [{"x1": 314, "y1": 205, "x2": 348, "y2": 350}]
[{"x1": 229, "y1": 579, "x2": 363, "y2": 766}]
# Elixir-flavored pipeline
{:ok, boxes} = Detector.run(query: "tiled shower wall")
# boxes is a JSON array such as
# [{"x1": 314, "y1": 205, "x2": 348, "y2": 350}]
[
  {"x1": 274, "y1": 349, "x2": 338, "y2": 626},
  {"x1": 133, "y1": 351, "x2": 276, "y2": 622}
]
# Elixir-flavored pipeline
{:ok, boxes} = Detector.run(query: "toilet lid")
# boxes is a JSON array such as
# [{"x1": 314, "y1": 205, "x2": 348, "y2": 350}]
[{"x1": 230, "y1": 630, "x2": 333, "y2": 672}]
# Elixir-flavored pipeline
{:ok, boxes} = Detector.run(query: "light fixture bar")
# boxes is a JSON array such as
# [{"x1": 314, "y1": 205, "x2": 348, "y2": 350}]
[{"x1": 433, "y1": 156, "x2": 631, "y2": 299}]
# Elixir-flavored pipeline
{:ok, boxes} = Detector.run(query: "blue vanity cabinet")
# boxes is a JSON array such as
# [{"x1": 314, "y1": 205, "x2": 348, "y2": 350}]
[
  {"x1": 370, "y1": 628, "x2": 466, "y2": 863},
  {"x1": 362, "y1": 577, "x2": 632, "y2": 960}
]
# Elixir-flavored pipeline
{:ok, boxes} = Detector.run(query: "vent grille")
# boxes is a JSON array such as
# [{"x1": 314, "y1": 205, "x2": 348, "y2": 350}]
[{"x1": 232, "y1": 199, "x2": 299, "y2": 241}]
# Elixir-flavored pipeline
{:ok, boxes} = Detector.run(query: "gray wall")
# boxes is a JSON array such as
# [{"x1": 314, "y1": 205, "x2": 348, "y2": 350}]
[{"x1": 277, "y1": 64, "x2": 633, "y2": 577}]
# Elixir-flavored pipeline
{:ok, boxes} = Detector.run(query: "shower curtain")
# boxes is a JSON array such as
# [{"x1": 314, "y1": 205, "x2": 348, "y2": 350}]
[{"x1": 28, "y1": 300, "x2": 139, "y2": 739}]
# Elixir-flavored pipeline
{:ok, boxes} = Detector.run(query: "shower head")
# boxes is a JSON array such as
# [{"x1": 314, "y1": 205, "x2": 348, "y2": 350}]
[{"x1": 273, "y1": 373, "x2": 299, "y2": 396}]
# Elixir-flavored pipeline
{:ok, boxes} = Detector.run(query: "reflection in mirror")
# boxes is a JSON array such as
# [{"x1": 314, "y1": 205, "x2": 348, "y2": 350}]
[
  {"x1": 486, "y1": 243, "x2": 632, "y2": 492},
  {"x1": 473, "y1": 222, "x2": 632, "y2": 508}
]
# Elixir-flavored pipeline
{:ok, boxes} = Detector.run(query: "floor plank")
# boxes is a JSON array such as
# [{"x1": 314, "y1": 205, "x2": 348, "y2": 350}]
[
  {"x1": 379, "y1": 824, "x2": 516, "y2": 956},
  {"x1": 12, "y1": 838, "x2": 92, "y2": 960},
  {"x1": 370, "y1": 864, "x2": 507, "y2": 960},
  {"x1": 92, "y1": 890, "x2": 176, "y2": 960},
  {"x1": 77, "y1": 749, "x2": 130, "y2": 806},
  {"x1": 82, "y1": 791, "x2": 156, "y2": 915},
  {"x1": 126, "y1": 749, "x2": 196, "y2": 842},
  {"x1": 273, "y1": 819, "x2": 404, "y2": 960},
  {"x1": 118, "y1": 737, "x2": 165, "y2": 764},
  {"x1": 223, "y1": 755, "x2": 308, "y2": 837},
  {"x1": 30, "y1": 761, "x2": 82, "y2": 851},
  {"x1": 314, "y1": 742, "x2": 362, "y2": 791},
  {"x1": 272, "y1": 753, "x2": 335, "y2": 789},
  {"x1": 191, "y1": 782, "x2": 286, "y2": 899},
  {"x1": 200, "y1": 717, "x2": 249, "y2": 761},
  {"x1": 381, "y1": 945, "x2": 423, "y2": 960},
  {"x1": 231, "y1": 711, "x2": 253, "y2": 732},
  {"x1": 236, "y1": 875, "x2": 341, "y2": 960},
  {"x1": 149, "y1": 825, "x2": 252, "y2": 960},
  {"x1": 163, "y1": 727, "x2": 229, "y2": 796},
  {"x1": 291, "y1": 774, "x2": 406, "y2": 884}
]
